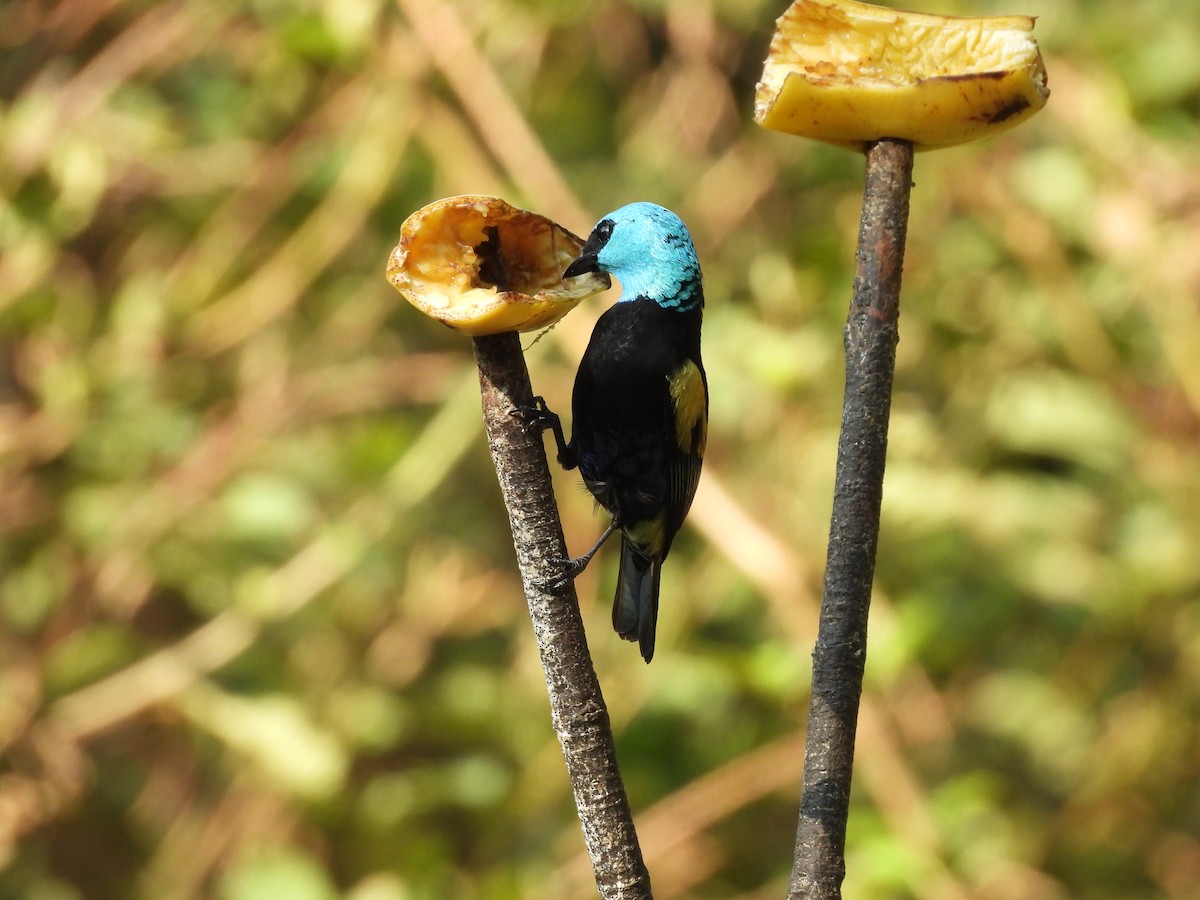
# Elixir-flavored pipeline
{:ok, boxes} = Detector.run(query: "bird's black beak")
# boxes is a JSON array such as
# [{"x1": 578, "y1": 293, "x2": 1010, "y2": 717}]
[
  {"x1": 563, "y1": 251, "x2": 600, "y2": 279},
  {"x1": 564, "y1": 219, "x2": 612, "y2": 279}
]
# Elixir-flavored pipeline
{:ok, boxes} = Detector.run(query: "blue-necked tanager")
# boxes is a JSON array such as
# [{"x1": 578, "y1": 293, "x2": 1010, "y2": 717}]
[{"x1": 536, "y1": 202, "x2": 708, "y2": 663}]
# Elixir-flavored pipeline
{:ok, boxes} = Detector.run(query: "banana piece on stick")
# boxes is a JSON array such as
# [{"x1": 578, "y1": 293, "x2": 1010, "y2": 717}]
[
  {"x1": 388, "y1": 195, "x2": 609, "y2": 336},
  {"x1": 755, "y1": 0, "x2": 1049, "y2": 150}
]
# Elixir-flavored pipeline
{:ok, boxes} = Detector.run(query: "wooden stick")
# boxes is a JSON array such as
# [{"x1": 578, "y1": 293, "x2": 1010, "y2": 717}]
[
  {"x1": 788, "y1": 138, "x2": 915, "y2": 899},
  {"x1": 472, "y1": 332, "x2": 652, "y2": 899}
]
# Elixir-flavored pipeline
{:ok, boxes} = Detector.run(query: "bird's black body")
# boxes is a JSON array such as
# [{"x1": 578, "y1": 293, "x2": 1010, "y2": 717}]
[{"x1": 566, "y1": 298, "x2": 704, "y2": 540}]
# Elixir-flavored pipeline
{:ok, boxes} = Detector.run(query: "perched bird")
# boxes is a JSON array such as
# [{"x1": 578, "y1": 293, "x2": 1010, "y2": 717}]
[{"x1": 538, "y1": 202, "x2": 708, "y2": 663}]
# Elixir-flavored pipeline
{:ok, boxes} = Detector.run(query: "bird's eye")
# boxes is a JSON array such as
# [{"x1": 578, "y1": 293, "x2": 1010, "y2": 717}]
[{"x1": 595, "y1": 220, "x2": 614, "y2": 243}]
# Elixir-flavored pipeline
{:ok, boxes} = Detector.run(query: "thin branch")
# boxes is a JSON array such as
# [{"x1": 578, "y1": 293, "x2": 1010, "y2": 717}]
[
  {"x1": 789, "y1": 138, "x2": 915, "y2": 900},
  {"x1": 471, "y1": 332, "x2": 652, "y2": 899}
]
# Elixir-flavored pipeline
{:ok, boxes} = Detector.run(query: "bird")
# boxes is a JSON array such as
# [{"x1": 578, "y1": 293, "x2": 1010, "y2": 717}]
[{"x1": 535, "y1": 202, "x2": 708, "y2": 663}]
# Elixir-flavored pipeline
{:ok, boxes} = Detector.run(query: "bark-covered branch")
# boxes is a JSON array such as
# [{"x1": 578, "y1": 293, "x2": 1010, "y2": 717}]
[
  {"x1": 789, "y1": 138, "x2": 915, "y2": 900},
  {"x1": 471, "y1": 332, "x2": 652, "y2": 899}
]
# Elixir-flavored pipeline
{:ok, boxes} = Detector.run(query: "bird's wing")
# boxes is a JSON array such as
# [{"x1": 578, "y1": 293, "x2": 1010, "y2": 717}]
[{"x1": 665, "y1": 358, "x2": 708, "y2": 528}]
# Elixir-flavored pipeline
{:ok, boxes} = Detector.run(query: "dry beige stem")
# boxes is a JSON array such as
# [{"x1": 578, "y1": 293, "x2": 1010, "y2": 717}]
[
  {"x1": 388, "y1": 195, "x2": 609, "y2": 336},
  {"x1": 755, "y1": 0, "x2": 1049, "y2": 150}
]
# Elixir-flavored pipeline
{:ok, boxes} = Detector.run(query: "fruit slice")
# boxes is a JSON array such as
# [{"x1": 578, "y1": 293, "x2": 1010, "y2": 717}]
[
  {"x1": 754, "y1": 0, "x2": 1049, "y2": 150},
  {"x1": 388, "y1": 195, "x2": 610, "y2": 336}
]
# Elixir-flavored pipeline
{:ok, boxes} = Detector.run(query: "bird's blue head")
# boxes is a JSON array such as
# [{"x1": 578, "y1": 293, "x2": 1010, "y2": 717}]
[{"x1": 564, "y1": 202, "x2": 702, "y2": 311}]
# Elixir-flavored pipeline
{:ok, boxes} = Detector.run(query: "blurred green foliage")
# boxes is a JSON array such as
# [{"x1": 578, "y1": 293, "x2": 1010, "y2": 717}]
[{"x1": 2, "y1": 0, "x2": 1200, "y2": 897}]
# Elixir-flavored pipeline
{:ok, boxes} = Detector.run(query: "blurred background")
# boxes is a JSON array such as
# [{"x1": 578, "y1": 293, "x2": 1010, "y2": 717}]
[{"x1": 2, "y1": 0, "x2": 1199, "y2": 897}]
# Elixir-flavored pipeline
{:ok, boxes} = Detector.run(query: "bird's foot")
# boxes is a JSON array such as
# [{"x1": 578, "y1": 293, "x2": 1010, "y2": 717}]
[
  {"x1": 513, "y1": 397, "x2": 575, "y2": 468},
  {"x1": 534, "y1": 521, "x2": 617, "y2": 591},
  {"x1": 513, "y1": 396, "x2": 555, "y2": 433},
  {"x1": 532, "y1": 555, "x2": 590, "y2": 591}
]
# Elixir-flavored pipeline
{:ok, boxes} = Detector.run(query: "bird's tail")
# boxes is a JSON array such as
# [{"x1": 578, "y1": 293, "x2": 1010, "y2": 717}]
[{"x1": 613, "y1": 537, "x2": 661, "y2": 663}]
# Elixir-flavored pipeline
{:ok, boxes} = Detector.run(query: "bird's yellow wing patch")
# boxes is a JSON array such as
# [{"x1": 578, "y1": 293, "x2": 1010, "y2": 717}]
[
  {"x1": 626, "y1": 513, "x2": 668, "y2": 559},
  {"x1": 667, "y1": 359, "x2": 708, "y2": 456}
]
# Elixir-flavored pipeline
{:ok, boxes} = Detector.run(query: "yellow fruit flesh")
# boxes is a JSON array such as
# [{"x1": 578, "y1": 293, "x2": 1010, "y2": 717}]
[
  {"x1": 755, "y1": 0, "x2": 1048, "y2": 150},
  {"x1": 388, "y1": 196, "x2": 609, "y2": 336}
]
